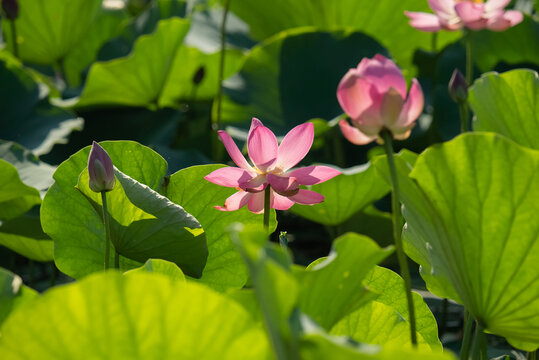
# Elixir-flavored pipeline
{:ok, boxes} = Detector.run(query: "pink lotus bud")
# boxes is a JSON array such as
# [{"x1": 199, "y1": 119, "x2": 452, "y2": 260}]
[
  {"x1": 1, "y1": 0, "x2": 18, "y2": 20},
  {"x1": 448, "y1": 69, "x2": 468, "y2": 103},
  {"x1": 88, "y1": 141, "x2": 115, "y2": 193},
  {"x1": 337, "y1": 54, "x2": 424, "y2": 145}
]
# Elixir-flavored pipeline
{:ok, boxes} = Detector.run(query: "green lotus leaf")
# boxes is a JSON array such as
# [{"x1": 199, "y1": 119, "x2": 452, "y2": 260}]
[
  {"x1": 124, "y1": 259, "x2": 186, "y2": 282},
  {"x1": 376, "y1": 133, "x2": 539, "y2": 350},
  {"x1": 165, "y1": 164, "x2": 277, "y2": 291},
  {"x1": 290, "y1": 163, "x2": 390, "y2": 226},
  {"x1": 470, "y1": 69, "x2": 539, "y2": 150},
  {"x1": 0, "y1": 272, "x2": 269, "y2": 359},
  {"x1": 1, "y1": 0, "x2": 102, "y2": 65},
  {"x1": 41, "y1": 141, "x2": 207, "y2": 279},
  {"x1": 0, "y1": 267, "x2": 37, "y2": 326}
]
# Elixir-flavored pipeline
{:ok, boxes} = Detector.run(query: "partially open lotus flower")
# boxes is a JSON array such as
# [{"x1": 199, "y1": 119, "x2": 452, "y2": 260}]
[
  {"x1": 88, "y1": 141, "x2": 116, "y2": 193},
  {"x1": 205, "y1": 118, "x2": 341, "y2": 213},
  {"x1": 405, "y1": 0, "x2": 523, "y2": 32},
  {"x1": 337, "y1": 55, "x2": 424, "y2": 145}
]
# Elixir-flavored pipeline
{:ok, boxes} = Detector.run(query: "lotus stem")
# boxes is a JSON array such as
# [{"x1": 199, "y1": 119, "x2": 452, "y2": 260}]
[
  {"x1": 214, "y1": 0, "x2": 232, "y2": 133},
  {"x1": 381, "y1": 129, "x2": 417, "y2": 346},
  {"x1": 458, "y1": 99, "x2": 470, "y2": 133},
  {"x1": 101, "y1": 191, "x2": 112, "y2": 270},
  {"x1": 10, "y1": 20, "x2": 18, "y2": 58},
  {"x1": 460, "y1": 311, "x2": 474, "y2": 360},
  {"x1": 465, "y1": 30, "x2": 473, "y2": 89},
  {"x1": 114, "y1": 249, "x2": 119, "y2": 270},
  {"x1": 470, "y1": 321, "x2": 487, "y2": 360},
  {"x1": 263, "y1": 185, "x2": 271, "y2": 231}
]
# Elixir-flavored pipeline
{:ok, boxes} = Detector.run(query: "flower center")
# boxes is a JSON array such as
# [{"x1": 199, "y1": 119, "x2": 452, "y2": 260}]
[{"x1": 454, "y1": 0, "x2": 483, "y2": 3}]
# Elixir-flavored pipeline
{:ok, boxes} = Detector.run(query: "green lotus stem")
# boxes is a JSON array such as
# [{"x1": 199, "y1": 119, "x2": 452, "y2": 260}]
[
  {"x1": 10, "y1": 20, "x2": 18, "y2": 58},
  {"x1": 528, "y1": 351, "x2": 538, "y2": 360},
  {"x1": 431, "y1": 32, "x2": 438, "y2": 52},
  {"x1": 214, "y1": 0, "x2": 232, "y2": 133},
  {"x1": 101, "y1": 191, "x2": 112, "y2": 270},
  {"x1": 470, "y1": 322, "x2": 487, "y2": 360},
  {"x1": 279, "y1": 231, "x2": 288, "y2": 248},
  {"x1": 465, "y1": 30, "x2": 473, "y2": 89},
  {"x1": 460, "y1": 312, "x2": 474, "y2": 360},
  {"x1": 458, "y1": 98, "x2": 470, "y2": 133},
  {"x1": 381, "y1": 130, "x2": 417, "y2": 346},
  {"x1": 263, "y1": 185, "x2": 271, "y2": 231}
]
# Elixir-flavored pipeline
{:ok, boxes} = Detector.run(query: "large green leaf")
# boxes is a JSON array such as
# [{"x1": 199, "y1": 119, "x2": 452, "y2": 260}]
[
  {"x1": 299, "y1": 330, "x2": 455, "y2": 360},
  {"x1": 218, "y1": 28, "x2": 389, "y2": 133},
  {"x1": 378, "y1": 133, "x2": 539, "y2": 350},
  {"x1": 0, "y1": 268, "x2": 37, "y2": 327},
  {"x1": 41, "y1": 141, "x2": 207, "y2": 279},
  {"x1": 290, "y1": 163, "x2": 390, "y2": 226},
  {"x1": 124, "y1": 259, "x2": 186, "y2": 282},
  {"x1": 225, "y1": 0, "x2": 458, "y2": 74},
  {"x1": 0, "y1": 52, "x2": 83, "y2": 156},
  {"x1": 471, "y1": 16, "x2": 539, "y2": 72},
  {"x1": 0, "y1": 160, "x2": 41, "y2": 221},
  {"x1": 331, "y1": 266, "x2": 442, "y2": 351},
  {"x1": 63, "y1": 7, "x2": 128, "y2": 86},
  {"x1": 76, "y1": 18, "x2": 242, "y2": 108},
  {"x1": 470, "y1": 69, "x2": 539, "y2": 150},
  {"x1": 1, "y1": 0, "x2": 102, "y2": 65},
  {"x1": 0, "y1": 211, "x2": 53, "y2": 262},
  {"x1": 297, "y1": 233, "x2": 393, "y2": 330},
  {"x1": 0, "y1": 272, "x2": 269, "y2": 359},
  {"x1": 165, "y1": 164, "x2": 277, "y2": 291}
]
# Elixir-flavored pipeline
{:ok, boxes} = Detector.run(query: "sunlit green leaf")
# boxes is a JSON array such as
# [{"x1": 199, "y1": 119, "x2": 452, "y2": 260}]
[
  {"x1": 297, "y1": 233, "x2": 393, "y2": 330},
  {"x1": 331, "y1": 266, "x2": 442, "y2": 351},
  {"x1": 376, "y1": 133, "x2": 539, "y2": 350},
  {"x1": 76, "y1": 18, "x2": 242, "y2": 108},
  {"x1": 124, "y1": 258, "x2": 186, "y2": 281},
  {"x1": 1, "y1": 0, "x2": 102, "y2": 65},
  {"x1": 0, "y1": 272, "x2": 269, "y2": 359},
  {"x1": 165, "y1": 165, "x2": 277, "y2": 291},
  {"x1": 470, "y1": 69, "x2": 539, "y2": 150},
  {"x1": 41, "y1": 141, "x2": 207, "y2": 279},
  {"x1": 0, "y1": 160, "x2": 41, "y2": 221},
  {"x1": 225, "y1": 0, "x2": 459, "y2": 75},
  {"x1": 290, "y1": 163, "x2": 390, "y2": 226}
]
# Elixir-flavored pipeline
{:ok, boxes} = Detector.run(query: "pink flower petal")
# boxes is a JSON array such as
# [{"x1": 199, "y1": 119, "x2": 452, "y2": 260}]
[
  {"x1": 464, "y1": 18, "x2": 488, "y2": 30},
  {"x1": 405, "y1": 11, "x2": 444, "y2": 32},
  {"x1": 380, "y1": 87, "x2": 404, "y2": 128},
  {"x1": 218, "y1": 130, "x2": 254, "y2": 172},
  {"x1": 247, "y1": 124, "x2": 278, "y2": 172},
  {"x1": 396, "y1": 79, "x2": 424, "y2": 128},
  {"x1": 289, "y1": 189, "x2": 324, "y2": 205},
  {"x1": 337, "y1": 70, "x2": 376, "y2": 120},
  {"x1": 249, "y1": 117, "x2": 264, "y2": 134},
  {"x1": 271, "y1": 191, "x2": 295, "y2": 211},
  {"x1": 287, "y1": 165, "x2": 341, "y2": 185},
  {"x1": 267, "y1": 174, "x2": 299, "y2": 196},
  {"x1": 455, "y1": 2, "x2": 485, "y2": 24},
  {"x1": 239, "y1": 174, "x2": 268, "y2": 192},
  {"x1": 339, "y1": 119, "x2": 377, "y2": 145},
  {"x1": 247, "y1": 191, "x2": 265, "y2": 214},
  {"x1": 204, "y1": 167, "x2": 254, "y2": 188},
  {"x1": 484, "y1": 0, "x2": 511, "y2": 12},
  {"x1": 276, "y1": 122, "x2": 314, "y2": 171},
  {"x1": 215, "y1": 191, "x2": 252, "y2": 211},
  {"x1": 428, "y1": 0, "x2": 456, "y2": 17},
  {"x1": 357, "y1": 55, "x2": 408, "y2": 99},
  {"x1": 487, "y1": 10, "x2": 522, "y2": 30}
]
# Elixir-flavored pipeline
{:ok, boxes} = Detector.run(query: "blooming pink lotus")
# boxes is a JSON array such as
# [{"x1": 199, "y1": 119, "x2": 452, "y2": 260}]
[
  {"x1": 405, "y1": 0, "x2": 523, "y2": 32},
  {"x1": 337, "y1": 55, "x2": 424, "y2": 145},
  {"x1": 205, "y1": 118, "x2": 341, "y2": 213}
]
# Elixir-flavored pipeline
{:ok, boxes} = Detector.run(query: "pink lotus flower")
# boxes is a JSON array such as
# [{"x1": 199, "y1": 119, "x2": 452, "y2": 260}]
[
  {"x1": 337, "y1": 55, "x2": 424, "y2": 145},
  {"x1": 205, "y1": 118, "x2": 341, "y2": 213},
  {"x1": 405, "y1": 0, "x2": 523, "y2": 32}
]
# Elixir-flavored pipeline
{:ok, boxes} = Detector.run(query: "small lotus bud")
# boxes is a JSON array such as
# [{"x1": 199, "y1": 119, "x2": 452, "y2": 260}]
[
  {"x1": 1, "y1": 0, "x2": 19, "y2": 20},
  {"x1": 88, "y1": 141, "x2": 116, "y2": 193},
  {"x1": 448, "y1": 69, "x2": 468, "y2": 103},
  {"x1": 192, "y1": 66, "x2": 205, "y2": 85}
]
